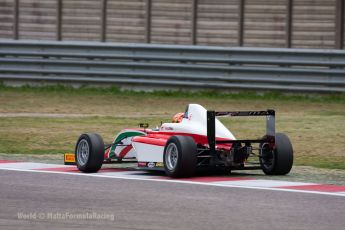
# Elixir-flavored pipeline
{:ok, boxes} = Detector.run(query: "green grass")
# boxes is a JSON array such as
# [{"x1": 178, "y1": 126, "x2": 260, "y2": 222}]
[
  {"x1": 0, "y1": 116, "x2": 160, "y2": 155},
  {"x1": 0, "y1": 84, "x2": 345, "y2": 170}
]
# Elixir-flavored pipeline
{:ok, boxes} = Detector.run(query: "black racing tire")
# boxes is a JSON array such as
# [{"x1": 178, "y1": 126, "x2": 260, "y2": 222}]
[
  {"x1": 163, "y1": 135, "x2": 197, "y2": 178},
  {"x1": 260, "y1": 133, "x2": 293, "y2": 175},
  {"x1": 75, "y1": 133, "x2": 104, "y2": 173}
]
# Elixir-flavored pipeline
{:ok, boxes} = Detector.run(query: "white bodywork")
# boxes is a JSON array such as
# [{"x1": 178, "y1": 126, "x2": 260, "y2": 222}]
[
  {"x1": 131, "y1": 104, "x2": 235, "y2": 163},
  {"x1": 160, "y1": 104, "x2": 236, "y2": 139},
  {"x1": 133, "y1": 143, "x2": 164, "y2": 162}
]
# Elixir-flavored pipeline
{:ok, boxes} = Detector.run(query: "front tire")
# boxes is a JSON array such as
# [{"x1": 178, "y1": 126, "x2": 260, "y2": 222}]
[
  {"x1": 163, "y1": 135, "x2": 197, "y2": 178},
  {"x1": 260, "y1": 133, "x2": 293, "y2": 175},
  {"x1": 75, "y1": 133, "x2": 104, "y2": 173}
]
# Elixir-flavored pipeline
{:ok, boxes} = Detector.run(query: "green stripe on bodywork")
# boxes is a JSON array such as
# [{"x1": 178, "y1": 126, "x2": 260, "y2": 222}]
[{"x1": 108, "y1": 130, "x2": 145, "y2": 158}]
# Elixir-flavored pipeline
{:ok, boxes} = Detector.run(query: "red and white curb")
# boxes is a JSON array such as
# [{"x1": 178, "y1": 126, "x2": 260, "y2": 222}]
[{"x1": 1, "y1": 160, "x2": 345, "y2": 197}]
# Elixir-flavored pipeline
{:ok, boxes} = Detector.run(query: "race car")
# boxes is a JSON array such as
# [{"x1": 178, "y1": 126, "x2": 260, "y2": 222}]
[{"x1": 65, "y1": 104, "x2": 293, "y2": 177}]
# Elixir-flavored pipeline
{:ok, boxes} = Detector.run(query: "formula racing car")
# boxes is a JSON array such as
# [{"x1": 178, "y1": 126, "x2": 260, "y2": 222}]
[{"x1": 65, "y1": 104, "x2": 293, "y2": 177}]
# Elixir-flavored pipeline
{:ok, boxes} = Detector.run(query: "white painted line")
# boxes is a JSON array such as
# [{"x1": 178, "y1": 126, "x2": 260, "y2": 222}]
[
  {"x1": 0, "y1": 167, "x2": 344, "y2": 197},
  {"x1": 212, "y1": 179, "x2": 315, "y2": 188},
  {"x1": 336, "y1": 192, "x2": 345, "y2": 195},
  {"x1": 0, "y1": 162, "x2": 74, "y2": 170}
]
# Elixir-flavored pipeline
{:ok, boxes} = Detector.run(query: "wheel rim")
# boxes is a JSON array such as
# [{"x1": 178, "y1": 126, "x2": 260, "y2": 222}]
[
  {"x1": 166, "y1": 143, "x2": 178, "y2": 171},
  {"x1": 77, "y1": 139, "x2": 89, "y2": 166},
  {"x1": 260, "y1": 143, "x2": 274, "y2": 170}
]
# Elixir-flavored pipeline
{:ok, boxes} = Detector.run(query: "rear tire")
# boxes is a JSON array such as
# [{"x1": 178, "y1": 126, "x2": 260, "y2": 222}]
[
  {"x1": 260, "y1": 133, "x2": 293, "y2": 175},
  {"x1": 75, "y1": 133, "x2": 104, "y2": 173},
  {"x1": 163, "y1": 135, "x2": 197, "y2": 178}
]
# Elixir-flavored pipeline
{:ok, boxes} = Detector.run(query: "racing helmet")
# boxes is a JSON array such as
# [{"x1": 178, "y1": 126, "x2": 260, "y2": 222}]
[{"x1": 172, "y1": 112, "x2": 184, "y2": 123}]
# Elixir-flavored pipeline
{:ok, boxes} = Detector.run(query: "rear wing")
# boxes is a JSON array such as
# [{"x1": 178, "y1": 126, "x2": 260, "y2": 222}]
[{"x1": 207, "y1": 110, "x2": 275, "y2": 154}]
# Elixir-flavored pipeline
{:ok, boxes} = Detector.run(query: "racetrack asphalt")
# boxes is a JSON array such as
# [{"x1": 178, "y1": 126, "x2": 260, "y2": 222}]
[{"x1": 0, "y1": 170, "x2": 344, "y2": 230}]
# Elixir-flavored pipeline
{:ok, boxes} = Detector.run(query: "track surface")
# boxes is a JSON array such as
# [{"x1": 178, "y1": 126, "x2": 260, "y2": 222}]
[{"x1": 1, "y1": 169, "x2": 345, "y2": 230}]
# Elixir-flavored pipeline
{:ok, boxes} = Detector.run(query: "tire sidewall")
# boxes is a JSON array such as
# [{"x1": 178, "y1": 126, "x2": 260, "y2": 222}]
[
  {"x1": 163, "y1": 135, "x2": 197, "y2": 178},
  {"x1": 75, "y1": 134, "x2": 91, "y2": 171},
  {"x1": 75, "y1": 133, "x2": 104, "y2": 173}
]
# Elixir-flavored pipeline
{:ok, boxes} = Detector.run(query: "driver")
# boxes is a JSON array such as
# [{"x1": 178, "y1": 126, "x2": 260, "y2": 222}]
[{"x1": 172, "y1": 112, "x2": 184, "y2": 123}]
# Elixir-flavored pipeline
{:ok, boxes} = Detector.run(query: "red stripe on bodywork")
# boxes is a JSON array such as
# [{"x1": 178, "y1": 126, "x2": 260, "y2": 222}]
[
  {"x1": 145, "y1": 131, "x2": 232, "y2": 149},
  {"x1": 0, "y1": 160, "x2": 19, "y2": 163},
  {"x1": 119, "y1": 145, "x2": 133, "y2": 158},
  {"x1": 132, "y1": 136, "x2": 166, "y2": 146},
  {"x1": 133, "y1": 132, "x2": 232, "y2": 148},
  {"x1": 278, "y1": 184, "x2": 345, "y2": 193},
  {"x1": 104, "y1": 149, "x2": 110, "y2": 158}
]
